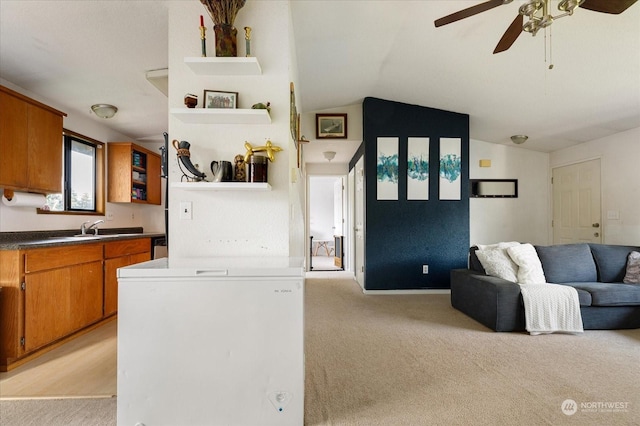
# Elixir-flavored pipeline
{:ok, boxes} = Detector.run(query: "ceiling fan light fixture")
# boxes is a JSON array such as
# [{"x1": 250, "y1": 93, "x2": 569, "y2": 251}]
[
  {"x1": 558, "y1": 0, "x2": 585, "y2": 13},
  {"x1": 91, "y1": 104, "x2": 118, "y2": 119},
  {"x1": 519, "y1": 0, "x2": 543, "y2": 17},
  {"x1": 511, "y1": 135, "x2": 529, "y2": 145},
  {"x1": 323, "y1": 151, "x2": 336, "y2": 162}
]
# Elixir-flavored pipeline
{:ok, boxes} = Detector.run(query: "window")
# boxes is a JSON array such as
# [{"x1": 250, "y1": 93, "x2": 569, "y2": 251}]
[{"x1": 42, "y1": 129, "x2": 105, "y2": 215}]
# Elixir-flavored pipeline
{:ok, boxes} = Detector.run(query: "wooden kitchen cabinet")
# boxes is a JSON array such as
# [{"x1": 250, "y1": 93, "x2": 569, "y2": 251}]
[
  {"x1": 108, "y1": 142, "x2": 162, "y2": 205},
  {"x1": 23, "y1": 244, "x2": 103, "y2": 353},
  {"x1": 0, "y1": 237, "x2": 150, "y2": 371},
  {"x1": 0, "y1": 243, "x2": 103, "y2": 369},
  {"x1": 0, "y1": 85, "x2": 66, "y2": 194},
  {"x1": 103, "y1": 238, "x2": 151, "y2": 317}
]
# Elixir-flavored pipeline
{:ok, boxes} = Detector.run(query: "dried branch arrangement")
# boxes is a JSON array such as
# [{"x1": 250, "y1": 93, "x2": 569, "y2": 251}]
[{"x1": 200, "y1": 0, "x2": 247, "y2": 26}]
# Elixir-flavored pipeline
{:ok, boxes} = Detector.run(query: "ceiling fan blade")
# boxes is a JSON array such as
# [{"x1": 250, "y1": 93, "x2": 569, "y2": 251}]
[
  {"x1": 493, "y1": 14, "x2": 524, "y2": 54},
  {"x1": 580, "y1": 0, "x2": 637, "y2": 14},
  {"x1": 434, "y1": 0, "x2": 505, "y2": 27}
]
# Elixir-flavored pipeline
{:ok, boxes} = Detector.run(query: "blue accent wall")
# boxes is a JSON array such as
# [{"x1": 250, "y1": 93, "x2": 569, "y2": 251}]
[{"x1": 362, "y1": 97, "x2": 469, "y2": 290}]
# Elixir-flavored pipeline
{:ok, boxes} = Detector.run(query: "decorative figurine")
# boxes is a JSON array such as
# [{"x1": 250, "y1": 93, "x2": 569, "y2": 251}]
[
  {"x1": 244, "y1": 26, "x2": 251, "y2": 57},
  {"x1": 233, "y1": 154, "x2": 246, "y2": 182},
  {"x1": 184, "y1": 93, "x2": 198, "y2": 108},
  {"x1": 251, "y1": 102, "x2": 270, "y2": 114},
  {"x1": 172, "y1": 139, "x2": 207, "y2": 181},
  {"x1": 243, "y1": 139, "x2": 283, "y2": 163},
  {"x1": 199, "y1": 15, "x2": 207, "y2": 57}
]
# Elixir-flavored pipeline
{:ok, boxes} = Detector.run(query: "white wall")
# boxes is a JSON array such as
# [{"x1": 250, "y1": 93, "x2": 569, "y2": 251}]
[
  {"x1": 550, "y1": 127, "x2": 640, "y2": 245},
  {"x1": 309, "y1": 177, "x2": 337, "y2": 240},
  {"x1": 0, "y1": 78, "x2": 165, "y2": 233},
  {"x1": 167, "y1": 1, "x2": 301, "y2": 262},
  {"x1": 469, "y1": 139, "x2": 550, "y2": 246},
  {"x1": 287, "y1": 4, "x2": 305, "y2": 259}
]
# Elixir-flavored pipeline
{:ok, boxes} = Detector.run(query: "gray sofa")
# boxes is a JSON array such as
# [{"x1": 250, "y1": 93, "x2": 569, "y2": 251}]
[{"x1": 450, "y1": 243, "x2": 640, "y2": 331}]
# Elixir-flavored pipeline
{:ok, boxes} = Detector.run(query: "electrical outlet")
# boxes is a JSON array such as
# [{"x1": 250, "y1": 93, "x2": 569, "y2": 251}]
[
  {"x1": 180, "y1": 201, "x2": 193, "y2": 220},
  {"x1": 422, "y1": 265, "x2": 429, "y2": 274},
  {"x1": 106, "y1": 211, "x2": 114, "y2": 221}
]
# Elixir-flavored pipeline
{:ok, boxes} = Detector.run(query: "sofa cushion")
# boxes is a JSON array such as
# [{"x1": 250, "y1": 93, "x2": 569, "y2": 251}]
[
  {"x1": 569, "y1": 282, "x2": 640, "y2": 306},
  {"x1": 623, "y1": 251, "x2": 640, "y2": 284},
  {"x1": 589, "y1": 244, "x2": 640, "y2": 282},
  {"x1": 553, "y1": 284, "x2": 593, "y2": 306},
  {"x1": 535, "y1": 243, "x2": 597, "y2": 283},
  {"x1": 507, "y1": 243, "x2": 546, "y2": 284}
]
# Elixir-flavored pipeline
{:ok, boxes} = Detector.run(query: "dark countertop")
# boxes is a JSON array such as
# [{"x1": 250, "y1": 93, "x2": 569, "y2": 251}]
[{"x1": 0, "y1": 227, "x2": 165, "y2": 250}]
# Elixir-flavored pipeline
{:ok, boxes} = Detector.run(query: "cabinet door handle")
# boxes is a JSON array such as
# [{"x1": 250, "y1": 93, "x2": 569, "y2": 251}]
[
  {"x1": 195, "y1": 270, "x2": 228, "y2": 276},
  {"x1": 592, "y1": 223, "x2": 600, "y2": 228}
]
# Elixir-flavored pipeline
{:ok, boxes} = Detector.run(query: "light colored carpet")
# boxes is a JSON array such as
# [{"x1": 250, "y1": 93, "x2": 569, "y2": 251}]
[
  {"x1": 1, "y1": 276, "x2": 638, "y2": 426},
  {"x1": 0, "y1": 397, "x2": 116, "y2": 426},
  {"x1": 304, "y1": 277, "x2": 640, "y2": 426}
]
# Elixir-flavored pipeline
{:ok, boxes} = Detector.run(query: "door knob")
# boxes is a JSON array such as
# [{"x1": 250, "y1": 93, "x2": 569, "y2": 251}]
[
  {"x1": 592, "y1": 223, "x2": 600, "y2": 228},
  {"x1": 594, "y1": 232, "x2": 599, "y2": 237}
]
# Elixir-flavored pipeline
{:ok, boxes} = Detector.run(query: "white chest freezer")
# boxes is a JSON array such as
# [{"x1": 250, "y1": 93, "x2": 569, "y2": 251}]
[{"x1": 116, "y1": 257, "x2": 305, "y2": 426}]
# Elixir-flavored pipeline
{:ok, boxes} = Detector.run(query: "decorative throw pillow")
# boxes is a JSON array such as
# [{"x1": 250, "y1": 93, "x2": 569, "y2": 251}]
[
  {"x1": 507, "y1": 243, "x2": 546, "y2": 284},
  {"x1": 476, "y1": 247, "x2": 519, "y2": 282},
  {"x1": 623, "y1": 251, "x2": 640, "y2": 284},
  {"x1": 476, "y1": 248, "x2": 518, "y2": 282}
]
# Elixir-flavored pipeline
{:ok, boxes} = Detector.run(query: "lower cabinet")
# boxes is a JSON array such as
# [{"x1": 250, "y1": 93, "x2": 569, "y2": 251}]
[
  {"x1": 24, "y1": 260, "x2": 103, "y2": 352},
  {"x1": 103, "y1": 239, "x2": 151, "y2": 317},
  {"x1": 0, "y1": 237, "x2": 151, "y2": 371}
]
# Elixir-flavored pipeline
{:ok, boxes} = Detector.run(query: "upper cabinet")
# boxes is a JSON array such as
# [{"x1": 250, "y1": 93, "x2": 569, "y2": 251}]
[
  {"x1": 108, "y1": 142, "x2": 162, "y2": 205},
  {"x1": 0, "y1": 85, "x2": 66, "y2": 194}
]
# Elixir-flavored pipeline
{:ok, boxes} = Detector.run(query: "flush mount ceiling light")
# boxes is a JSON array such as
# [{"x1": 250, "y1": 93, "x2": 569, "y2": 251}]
[
  {"x1": 511, "y1": 135, "x2": 529, "y2": 144},
  {"x1": 91, "y1": 104, "x2": 118, "y2": 119},
  {"x1": 323, "y1": 151, "x2": 336, "y2": 162}
]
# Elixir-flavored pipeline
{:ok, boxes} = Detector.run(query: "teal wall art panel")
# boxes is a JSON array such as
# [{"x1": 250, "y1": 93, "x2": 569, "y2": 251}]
[
  {"x1": 407, "y1": 137, "x2": 429, "y2": 200},
  {"x1": 439, "y1": 137, "x2": 462, "y2": 200},
  {"x1": 376, "y1": 137, "x2": 399, "y2": 200}
]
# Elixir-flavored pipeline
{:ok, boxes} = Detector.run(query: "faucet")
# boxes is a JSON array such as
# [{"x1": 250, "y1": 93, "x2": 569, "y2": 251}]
[{"x1": 81, "y1": 219, "x2": 105, "y2": 235}]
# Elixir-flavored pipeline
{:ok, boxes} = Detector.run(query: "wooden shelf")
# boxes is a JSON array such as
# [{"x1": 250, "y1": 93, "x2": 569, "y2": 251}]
[
  {"x1": 171, "y1": 182, "x2": 271, "y2": 191},
  {"x1": 184, "y1": 57, "x2": 262, "y2": 75},
  {"x1": 170, "y1": 108, "x2": 271, "y2": 124}
]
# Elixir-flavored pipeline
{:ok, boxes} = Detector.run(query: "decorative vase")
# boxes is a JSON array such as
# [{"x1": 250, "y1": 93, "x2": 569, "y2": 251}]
[{"x1": 214, "y1": 24, "x2": 238, "y2": 57}]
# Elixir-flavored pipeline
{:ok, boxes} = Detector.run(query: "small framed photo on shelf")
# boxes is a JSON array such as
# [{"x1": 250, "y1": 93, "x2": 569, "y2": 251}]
[
  {"x1": 316, "y1": 113, "x2": 347, "y2": 139},
  {"x1": 203, "y1": 90, "x2": 238, "y2": 109}
]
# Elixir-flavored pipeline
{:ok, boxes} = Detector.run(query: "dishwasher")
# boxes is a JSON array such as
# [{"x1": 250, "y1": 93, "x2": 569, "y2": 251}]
[{"x1": 116, "y1": 256, "x2": 305, "y2": 426}]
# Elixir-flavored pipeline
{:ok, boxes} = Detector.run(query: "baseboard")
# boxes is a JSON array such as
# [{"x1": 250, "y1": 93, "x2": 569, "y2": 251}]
[{"x1": 362, "y1": 289, "x2": 451, "y2": 295}]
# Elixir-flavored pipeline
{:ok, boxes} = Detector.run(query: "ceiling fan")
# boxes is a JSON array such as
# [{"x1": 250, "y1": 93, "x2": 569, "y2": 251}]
[{"x1": 434, "y1": 0, "x2": 638, "y2": 54}]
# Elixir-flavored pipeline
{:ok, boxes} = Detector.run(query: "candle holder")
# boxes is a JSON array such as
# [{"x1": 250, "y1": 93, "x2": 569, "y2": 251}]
[{"x1": 244, "y1": 26, "x2": 251, "y2": 57}]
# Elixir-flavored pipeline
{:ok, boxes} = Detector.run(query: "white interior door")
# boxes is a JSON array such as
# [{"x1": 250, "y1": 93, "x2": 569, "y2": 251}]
[
  {"x1": 348, "y1": 168, "x2": 355, "y2": 273},
  {"x1": 553, "y1": 159, "x2": 602, "y2": 244},
  {"x1": 333, "y1": 178, "x2": 344, "y2": 236},
  {"x1": 355, "y1": 157, "x2": 365, "y2": 288}
]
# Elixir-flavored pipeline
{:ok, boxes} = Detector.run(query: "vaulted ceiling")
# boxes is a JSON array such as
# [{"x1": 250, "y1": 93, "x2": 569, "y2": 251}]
[{"x1": 1, "y1": 1, "x2": 638, "y2": 162}]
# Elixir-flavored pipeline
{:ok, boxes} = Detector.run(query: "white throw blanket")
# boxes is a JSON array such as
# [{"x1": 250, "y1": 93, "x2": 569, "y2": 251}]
[{"x1": 519, "y1": 283, "x2": 584, "y2": 335}]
